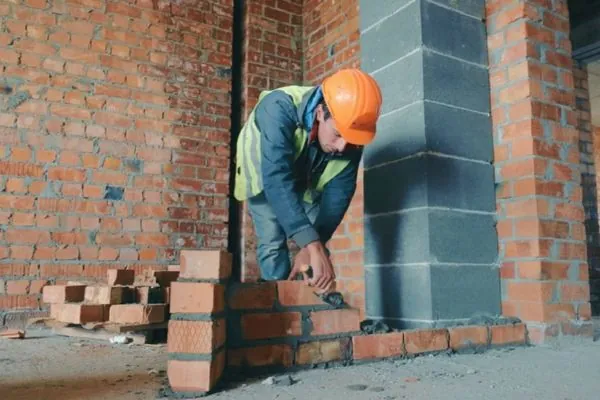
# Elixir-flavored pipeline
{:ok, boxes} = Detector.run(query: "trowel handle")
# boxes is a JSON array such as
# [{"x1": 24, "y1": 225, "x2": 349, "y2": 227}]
[{"x1": 298, "y1": 264, "x2": 313, "y2": 279}]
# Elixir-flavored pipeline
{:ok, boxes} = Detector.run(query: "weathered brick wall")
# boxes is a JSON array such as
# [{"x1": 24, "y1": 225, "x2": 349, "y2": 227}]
[
  {"x1": 594, "y1": 124, "x2": 600, "y2": 315},
  {"x1": 573, "y1": 64, "x2": 600, "y2": 316},
  {"x1": 0, "y1": 0, "x2": 232, "y2": 325},
  {"x1": 238, "y1": 0, "x2": 303, "y2": 282},
  {"x1": 303, "y1": 0, "x2": 365, "y2": 314},
  {"x1": 486, "y1": 0, "x2": 592, "y2": 342}
]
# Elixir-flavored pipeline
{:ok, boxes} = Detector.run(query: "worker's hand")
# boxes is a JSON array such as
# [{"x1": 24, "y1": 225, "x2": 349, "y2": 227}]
[
  {"x1": 287, "y1": 248, "x2": 311, "y2": 282},
  {"x1": 305, "y1": 241, "x2": 335, "y2": 291}
]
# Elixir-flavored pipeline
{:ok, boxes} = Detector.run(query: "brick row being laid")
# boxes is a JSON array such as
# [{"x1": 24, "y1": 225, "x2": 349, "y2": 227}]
[
  {"x1": 166, "y1": 250, "x2": 232, "y2": 397},
  {"x1": 224, "y1": 280, "x2": 529, "y2": 372},
  {"x1": 42, "y1": 268, "x2": 177, "y2": 326}
]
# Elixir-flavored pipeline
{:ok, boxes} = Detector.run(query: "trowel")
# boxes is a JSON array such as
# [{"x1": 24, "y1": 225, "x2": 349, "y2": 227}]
[{"x1": 298, "y1": 264, "x2": 344, "y2": 308}]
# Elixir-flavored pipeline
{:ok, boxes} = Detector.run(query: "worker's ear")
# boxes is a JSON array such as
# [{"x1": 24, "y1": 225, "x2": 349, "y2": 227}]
[{"x1": 315, "y1": 104, "x2": 325, "y2": 123}]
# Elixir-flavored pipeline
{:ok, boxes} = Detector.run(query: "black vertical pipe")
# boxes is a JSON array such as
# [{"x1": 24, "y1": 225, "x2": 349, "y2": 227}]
[{"x1": 227, "y1": 0, "x2": 245, "y2": 281}]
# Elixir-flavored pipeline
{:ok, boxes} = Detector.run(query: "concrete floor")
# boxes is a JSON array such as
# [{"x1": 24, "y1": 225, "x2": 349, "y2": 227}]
[{"x1": 1, "y1": 328, "x2": 599, "y2": 400}]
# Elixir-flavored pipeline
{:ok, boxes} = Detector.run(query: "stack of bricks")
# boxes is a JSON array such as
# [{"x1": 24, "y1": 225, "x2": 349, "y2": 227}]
[
  {"x1": 42, "y1": 268, "x2": 177, "y2": 326},
  {"x1": 166, "y1": 250, "x2": 231, "y2": 396}
]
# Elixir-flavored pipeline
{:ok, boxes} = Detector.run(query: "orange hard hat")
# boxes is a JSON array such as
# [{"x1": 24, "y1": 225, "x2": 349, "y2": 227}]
[{"x1": 321, "y1": 68, "x2": 383, "y2": 146}]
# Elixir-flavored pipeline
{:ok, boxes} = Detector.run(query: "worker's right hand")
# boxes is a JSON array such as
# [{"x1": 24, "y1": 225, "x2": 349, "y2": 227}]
[{"x1": 305, "y1": 241, "x2": 335, "y2": 291}]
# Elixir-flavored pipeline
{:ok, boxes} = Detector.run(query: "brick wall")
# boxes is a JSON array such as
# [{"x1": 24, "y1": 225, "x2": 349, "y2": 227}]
[
  {"x1": 303, "y1": 0, "x2": 364, "y2": 314},
  {"x1": 574, "y1": 64, "x2": 600, "y2": 316},
  {"x1": 0, "y1": 0, "x2": 232, "y2": 326},
  {"x1": 238, "y1": 0, "x2": 303, "y2": 282},
  {"x1": 486, "y1": 0, "x2": 592, "y2": 342},
  {"x1": 594, "y1": 124, "x2": 600, "y2": 315}
]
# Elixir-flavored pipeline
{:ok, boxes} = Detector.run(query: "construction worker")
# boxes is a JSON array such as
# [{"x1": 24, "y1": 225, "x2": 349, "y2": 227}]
[{"x1": 233, "y1": 68, "x2": 383, "y2": 290}]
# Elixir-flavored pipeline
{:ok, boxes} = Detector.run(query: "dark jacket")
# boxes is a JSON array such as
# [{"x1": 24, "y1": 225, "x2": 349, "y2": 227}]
[{"x1": 253, "y1": 86, "x2": 362, "y2": 248}]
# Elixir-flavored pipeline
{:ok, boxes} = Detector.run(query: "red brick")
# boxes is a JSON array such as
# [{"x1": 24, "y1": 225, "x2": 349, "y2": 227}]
[
  {"x1": 518, "y1": 261, "x2": 569, "y2": 280},
  {"x1": 228, "y1": 344, "x2": 294, "y2": 368},
  {"x1": 180, "y1": 249, "x2": 232, "y2": 280},
  {"x1": 170, "y1": 282, "x2": 225, "y2": 314},
  {"x1": 309, "y1": 309, "x2": 360, "y2": 336},
  {"x1": 490, "y1": 323, "x2": 527, "y2": 345},
  {"x1": 42, "y1": 284, "x2": 86, "y2": 303},
  {"x1": 0, "y1": 294, "x2": 39, "y2": 309},
  {"x1": 560, "y1": 283, "x2": 590, "y2": 302},
  {"x1": 6, "y1": 280, "x2": 29, "y2": 295},
  {"x1": 29, "y1": 279, "x2": 49, "y2": 294},
  {"x1": 50, "y1": 303, "x2": 108, "y2": 324},
  {"x1": 228, "y1": 282, "x2": 276, "y2": 310},
  {"x1": 276, "y1": 280, "x2": 329, "y2": 306},
  {"x1": 448, "y1": 326, "x2": 489, "y2": 351},
  {"x1": 241, "y1": 312, "x2": 302, "y2": 340},
  {"x1": 109, "y1": 304, "x2": 165, "y2": 324},
  {"x1": 167, "y1": 351, "x2": 225, "y2": 393},
  {"x1": 167, "y1": 319, "x2": 226, "y2": 354},
  {"x1": 296, "y1": 338, "x2": 350, "y2": 365},
  {"x1": 84, "y1": 286, "x2": 132, "y2": 304},
  {"x1": 107, "y1": 269, "x2": 134, "y2": 285},
  {"x1": 134, "y1": 286, "x2": 163, "y2": 304},
  {"x1": 352, "y1": 332, "x2": 405, "y2": 360},
  {"x1": 404, "y1": 329, "x2": 449, "y2": 354},
  {"x1": 506, "y1": 281, "x2": 555, "y2": 302},
  {"x1": 578, "y1": 303, "x2": 592, "y2": 321}
]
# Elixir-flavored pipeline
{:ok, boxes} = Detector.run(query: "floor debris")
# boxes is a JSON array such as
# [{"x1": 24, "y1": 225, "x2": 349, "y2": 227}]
[
  {"x1": 360, "y1": 319, "x2": 392, "y2": 334},
  {"x1": 346, "y1": 384, "x2": 368, "y2": 391},
  {"x1": 261, "y1": 375, "x2": 296, "y2": 386}
]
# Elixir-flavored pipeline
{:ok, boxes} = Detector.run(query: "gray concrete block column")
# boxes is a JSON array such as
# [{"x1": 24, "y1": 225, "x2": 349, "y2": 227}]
[{"x1": 360, "y1": 0, "x2": 501, "y2": 329}]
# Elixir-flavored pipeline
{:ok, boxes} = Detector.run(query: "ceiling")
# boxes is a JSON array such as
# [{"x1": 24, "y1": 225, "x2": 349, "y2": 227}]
[{"x1": 588, "y1": 60, "x2": 600, "y2": 126}]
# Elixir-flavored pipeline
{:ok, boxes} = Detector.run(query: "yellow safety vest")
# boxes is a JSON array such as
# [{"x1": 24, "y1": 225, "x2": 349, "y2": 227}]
[{"x1": 233, "y1": 85, "x2": 351, "y2": 203}]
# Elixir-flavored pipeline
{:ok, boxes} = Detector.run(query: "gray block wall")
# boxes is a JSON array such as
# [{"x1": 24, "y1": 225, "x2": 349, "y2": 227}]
[{"x1": 360, "y1": 0, "x2": 501, "y2": 329}]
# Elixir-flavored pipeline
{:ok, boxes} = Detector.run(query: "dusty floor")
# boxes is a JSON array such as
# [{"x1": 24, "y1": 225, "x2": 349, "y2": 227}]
[{"x1": 1, "y1": 328, "x2": 600, "y2": 400}]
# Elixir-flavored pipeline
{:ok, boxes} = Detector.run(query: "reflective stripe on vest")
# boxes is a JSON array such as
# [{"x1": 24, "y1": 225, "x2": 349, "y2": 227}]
[{"x1": 233, "y1": 85, "x2": 350, "y2": 203}]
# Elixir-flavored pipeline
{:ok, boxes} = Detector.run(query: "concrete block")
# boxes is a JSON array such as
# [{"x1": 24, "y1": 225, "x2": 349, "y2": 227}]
[
  {"x1": 365, "y1": 154, "x2": 495, "y2": 215},
  {"x1": 361, "y1": 0, "x2": 421, "y2": 73},
  {"x1": 365, "y1": 208, "x2": 497, "y2": 265},
  {"x1": 365, "y1": 208, "x2": 430, "y2": 266},
  {"x1": 426, "y1": 156, "x2": 496, "y2": 212},
  {"x1": 365, "y1": 264, "x2": 434, "y2": 321},
  {"x1": 365, "y1": 155, "x2": 428, "y2": 214},
  {"x1": 424, "y1": 100, "x2": 493, "y2": 162},
  {"x1": 429, "y1": 263, "x2": 501, "y2": 319},
  {"x1": 363, "y1": 101, "x2": 426, "y2": 169},
  {"x1": 375, "y1": 49, "x2": 424, "y2": 116},
  {"x1": 423, "y1": 49, "x2": 490, "y2": 114},
  {"x1": 364, "y1": 100, "x2": 493, "y2": 168},
  {"x1": 429, "y1": 209, "x2": 498, "y2": 264},
  {"x1": 360, "y1": 0, "x2": 417, "y2": 31},
  {"x1": 421, "y1": 0, "x2": 487, "y2": 65},
  {"x1": 429, "y1": 0, "x2": 485, "y2": 18},
  {"x1": 365, "y1": 263, "x2": 501, "y2": 325}
]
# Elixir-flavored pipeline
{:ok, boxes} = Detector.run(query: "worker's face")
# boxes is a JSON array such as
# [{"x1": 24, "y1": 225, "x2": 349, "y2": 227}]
[{"x1": 316, "y1": 104, "x2": 347, "y2": 154}]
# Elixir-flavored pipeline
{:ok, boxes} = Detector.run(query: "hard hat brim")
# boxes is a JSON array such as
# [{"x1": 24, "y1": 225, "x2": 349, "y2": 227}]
[{"x1": 339, "y1": 126, "x2": 376, "y2": 146}]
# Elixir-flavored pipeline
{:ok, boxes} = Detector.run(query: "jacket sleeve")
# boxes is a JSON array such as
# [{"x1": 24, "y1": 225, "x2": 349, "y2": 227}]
[
  {"x1": 254, "y1": 91, "x2": 320, "y2": 248},
  {"x1": 313, "y1": 147, "x2": 362, "y2": 244}
]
